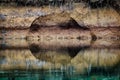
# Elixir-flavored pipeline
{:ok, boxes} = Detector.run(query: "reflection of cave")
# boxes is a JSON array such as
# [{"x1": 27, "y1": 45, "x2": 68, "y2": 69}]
[
  {"x1": 67, "y1": 46, "x2": 89, "y2": 57},
  {"x1": 0, "y1": 39, "x2": 120, "y2": 75},
  {"x1": 29, "y1": 43, "x2": 90, "y2": 59}
]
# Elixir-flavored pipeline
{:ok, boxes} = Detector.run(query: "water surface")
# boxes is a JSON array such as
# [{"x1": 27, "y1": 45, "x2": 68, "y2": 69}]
[{"x1": 0, "y1": 39, "x2": 120, "y2": 80}]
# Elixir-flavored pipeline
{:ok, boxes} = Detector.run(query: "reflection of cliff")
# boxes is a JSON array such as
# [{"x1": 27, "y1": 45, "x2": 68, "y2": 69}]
[
  {"x1": 0, "y1": 49, "x2": 36, "y2": 70},
  {"x1": 0, "y1": 39, "x2": 120, "y2": 74},
  {"x1": 72, "y1": 49, "x2": 120, "y2": 68},
  {"x1": 30, "y1": 44, "x2": 120, "y2": 73}
]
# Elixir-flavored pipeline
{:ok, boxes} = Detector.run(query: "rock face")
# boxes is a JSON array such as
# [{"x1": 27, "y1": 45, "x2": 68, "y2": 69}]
[
  {"x1": 28, "y1": 8, "x2": 120, "y2": 46},
  {"x1": 0, "y1": 5, "x2": 119, "y2": 45},
  {"x1": 0, "y1": 29, "x2": 28, "y2": 39},
  {"x1": 0, "y1": 7, "x2": 46, "y2": 28},
  {"x1": 29, "y1": 4, "x2": 120, "y2": 29},
  {"x1": 30, "y1": 12, "x2": 89, "y2": 31},
  {"x1": 0, "y1": 2, "x2": 120, "y2": 28},
  {"x1": 28, "y1": 12, "x2": 91, "y2": 43},
  {"x1": 71, "y1": 7, "x2": 120, "y2": 27}
]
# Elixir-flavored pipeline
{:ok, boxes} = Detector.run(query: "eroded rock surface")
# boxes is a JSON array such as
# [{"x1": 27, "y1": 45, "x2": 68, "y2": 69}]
[{"x1": 71, "y1": 7, "x2": 120, "y2": 27}]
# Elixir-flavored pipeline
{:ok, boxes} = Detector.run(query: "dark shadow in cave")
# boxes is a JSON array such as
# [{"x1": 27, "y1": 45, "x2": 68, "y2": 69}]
[
  {"x1": 29, "y1": 17, "x2": 89, "y2": 32},
  {"x1": 30, "y1": 24, "x2": 40, "y2": 32},
  {"x1": 58, "y1": 18, "x2": 89, "y2": 30}
]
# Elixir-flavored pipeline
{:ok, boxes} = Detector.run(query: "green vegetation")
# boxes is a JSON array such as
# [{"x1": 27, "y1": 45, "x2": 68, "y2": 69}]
[{"x1": 0, "y1": 0, "x2": 119, "y2": 13}]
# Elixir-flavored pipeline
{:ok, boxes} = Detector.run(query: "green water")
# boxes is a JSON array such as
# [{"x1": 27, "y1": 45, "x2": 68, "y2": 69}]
[{"x1": 0, "y1": 70, "x2": 120, "y2": 80}]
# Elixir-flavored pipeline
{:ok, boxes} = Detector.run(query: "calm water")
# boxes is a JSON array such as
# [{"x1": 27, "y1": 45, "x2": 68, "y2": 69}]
[{"x1": 0, "y1": 38, "x2": 120, "y2": 80}]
